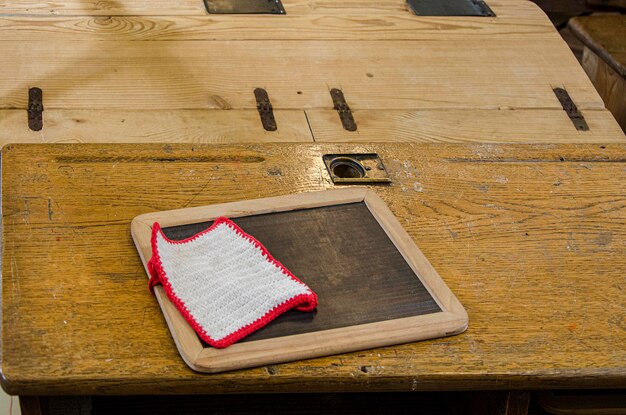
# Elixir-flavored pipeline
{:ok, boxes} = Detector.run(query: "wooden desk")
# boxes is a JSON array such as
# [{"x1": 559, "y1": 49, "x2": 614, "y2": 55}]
[
  {"x1": 0, "y1": 0, "x2": 624, "y2": 145},
  {"x1": 2, "y1": 144, "x2": 625, "y2": 412}
]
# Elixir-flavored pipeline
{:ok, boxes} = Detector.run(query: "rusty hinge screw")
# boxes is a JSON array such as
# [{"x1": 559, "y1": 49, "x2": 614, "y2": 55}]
[{"x1": 28, "y1": 87, "x2": 44, "y2": 131}]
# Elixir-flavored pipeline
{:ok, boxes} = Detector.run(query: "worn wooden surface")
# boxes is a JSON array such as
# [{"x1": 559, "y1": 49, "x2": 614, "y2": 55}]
[
  {"x1": 0, "y1": 0, "x2": 536, "y2": 16},
  {"x1": 0, "y1": 110, "x2": 315, "y2": 144},
  {"x1": 2, "y1": 108, "x2": 623, "y2": 145},
  {"x1": 0, "y1": 40, "x2": 602, "y2": 111},
  {"x1": 2, "y1": 143, "x2": 625, "y2": 395},
  {"x1": 307, "y1": 109, "x2": 625, "y2": 143},
  {"x1": 0, "y1": 0, "x2": 623, "y2": 144}
]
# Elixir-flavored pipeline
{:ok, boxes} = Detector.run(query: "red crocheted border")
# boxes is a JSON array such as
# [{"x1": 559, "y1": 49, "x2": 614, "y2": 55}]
[{"x1": 147, "y1": 217, "x2": 318, "y2": 349}]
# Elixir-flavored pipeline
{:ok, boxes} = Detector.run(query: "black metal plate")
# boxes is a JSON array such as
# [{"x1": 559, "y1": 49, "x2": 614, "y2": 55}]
[
  {"x1": 162, "y1": 202, "x2": 441, "y2": 344},
  {"x1": 28, "y1": 87, "x2": 43, "y2": 132},
  {"x1": 553, "y1": 87, "x2": 589, "y2": 131},
  {"x1": 204, "y1": 0, "x2": 286, "y2": 14},
  {"x1": 407, "y1": 0, "x2": 495, "y2": 16}
]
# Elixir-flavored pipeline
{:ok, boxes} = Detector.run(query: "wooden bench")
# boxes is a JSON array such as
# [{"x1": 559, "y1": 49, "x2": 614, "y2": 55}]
[{"x1": 570, "y1": 14, "x2": 626, "y2": 133}]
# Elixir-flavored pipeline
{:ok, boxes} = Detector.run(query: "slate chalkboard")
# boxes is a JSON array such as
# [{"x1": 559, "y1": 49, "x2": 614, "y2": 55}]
[
  {"x1": 132, "y1": 188, "x2": 467, "y2": 373},
  {"x1": 162, "y1": 202, "x2": 441, "y2": 343}
]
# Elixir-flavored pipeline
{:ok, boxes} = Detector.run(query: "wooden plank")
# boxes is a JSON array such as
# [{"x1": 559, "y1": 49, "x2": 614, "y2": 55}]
[
  {"x1": 0, "y1": 109, "x2": 314, "y2": 145},
  {"x1": 0, "y1": 14, "x2": 555, "y2": 42},
  {"x1": 0, "y1": 39, "x2": 604, "y2": 111},
  {"x1": 0, "y1": 0, "x2": 207, "y2": 16},
  {"x1": 2, "y1": 143, "x2": 626, "y2": 394},
  {"x1": 0, "y1": 0, "x2": 554, "y2": 42},
  {"x1": 2, "y1": 109, "x2": 623, "y2": 145},
  {"x1": 306, "y1": 109, "x2": 626, "y2": 143},
  {"x1": 0, "y1": 0, "x2": 541, "y2": 17}
]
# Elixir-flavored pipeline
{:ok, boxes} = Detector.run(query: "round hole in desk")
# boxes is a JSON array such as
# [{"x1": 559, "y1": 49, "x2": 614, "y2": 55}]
[{"x1": 330, "y1": 158, "x2": 365, "y2": 179}]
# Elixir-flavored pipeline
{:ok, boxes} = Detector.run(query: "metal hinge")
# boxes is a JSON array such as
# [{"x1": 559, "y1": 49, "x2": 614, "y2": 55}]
[
  {"x1": 254, "y1": 88, "x2": 277, "y2": 131},
  {"x1": 470, "y1": 0, "x2": 496, "y2": 16},
  {"x1": 553, "y1": 87, "x2": 589, "y2": 131},
  {"x1": 330, "y1": 88, "x2": 357, "y2": 132},
  {"x1": 28, "y1": 87, "x2": 43, "y2": 131},
  {"x1": 204, "y1": 0, "x2": 285, "y2": 14},
  {"x1": 407, "y1": 0, "x2": 495, "y2": 16}
]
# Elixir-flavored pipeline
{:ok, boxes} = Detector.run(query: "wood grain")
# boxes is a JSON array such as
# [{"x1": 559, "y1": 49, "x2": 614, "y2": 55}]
[
  {"x1": 0, "y1": 0, "x2": 541, "y2": 17},
  {"x1": 2, "y1": 143, "x2": 625, "y2": 394},
  {"x1": 306, "y1": 109, "x2": 626, "y2": 143},
  {"x1": 1, "y1": 0, "x2": 619, "y2": 145},
  {"x1": 0, "y1": 39, "x2": 604, "y2": 111},
  {"x1": 0, "y1": 109, "x2": 315, "y2": 144},
  {"x1": 1, "y1": 108, "x2": 623, "y2": 145},
  {"x1": 0, "y1": 14, "x2": 554, "y2": 42}
]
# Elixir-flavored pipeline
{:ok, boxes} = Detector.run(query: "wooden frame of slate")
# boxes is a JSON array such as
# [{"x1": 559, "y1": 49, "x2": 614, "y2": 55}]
[{"x1": 131, "y1": 188, "x2": 468, "y2": 373}]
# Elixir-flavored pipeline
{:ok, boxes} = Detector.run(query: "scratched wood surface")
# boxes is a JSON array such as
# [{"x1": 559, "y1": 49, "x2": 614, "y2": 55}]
[
  {"x1": 0, "y1": 0, "x2": 624, "y2": 144},
  {"x1": 0, "y1": 110, "x2": 315, "y2": 144},
  {"x1": 2, "y1": 143, "x2": 625, "y2": 395},
  {"x1": 0, "y1": 39, "x2": 602, "y2": 111},
  {"x1": 1, "y1": 108, "x2": 623, "y2": 145},
  {"x1": 307, "y1": 109, "x2": 625, "y2": 143}
]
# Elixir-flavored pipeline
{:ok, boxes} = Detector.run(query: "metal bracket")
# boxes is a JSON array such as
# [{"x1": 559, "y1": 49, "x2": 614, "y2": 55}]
[
  {"x1": 28, "y1": 87, "x2": 43, "y2": 131},
  {"x1": 323, "y1": 154, "x2": 391, "y2": 184},
  {"x1": 553, "y1": 88, "x2": 589, "y2": 131},
  {"x1": 407, "y1": 0, "x2": 495, "y2": 16},
  {"x1": 330, "y1": 89, "x2": 357, "y2": 132},
  {"x1": 204, "y1": 0, "x2": 285, "y2": 14},
  {"x1": 254, "y1": 88, "x2": 277, "y2": 131}
]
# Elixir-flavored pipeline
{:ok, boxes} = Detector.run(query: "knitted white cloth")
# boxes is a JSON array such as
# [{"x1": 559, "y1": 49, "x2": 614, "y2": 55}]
[{"x1": 148, "y1": 218, "x2": 318, "y2": 348}]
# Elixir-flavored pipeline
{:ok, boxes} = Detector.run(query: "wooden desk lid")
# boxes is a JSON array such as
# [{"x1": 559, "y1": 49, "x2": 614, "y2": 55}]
[
  {"x1": 131, "y1": 189, "x2": 467, "y2": 372},
  {"x1": 1, "y1": 0, "x2": 624, "y2": 145},
  {"x1": 2, "y1": 143, "x2": 625, "y2": 395}
]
